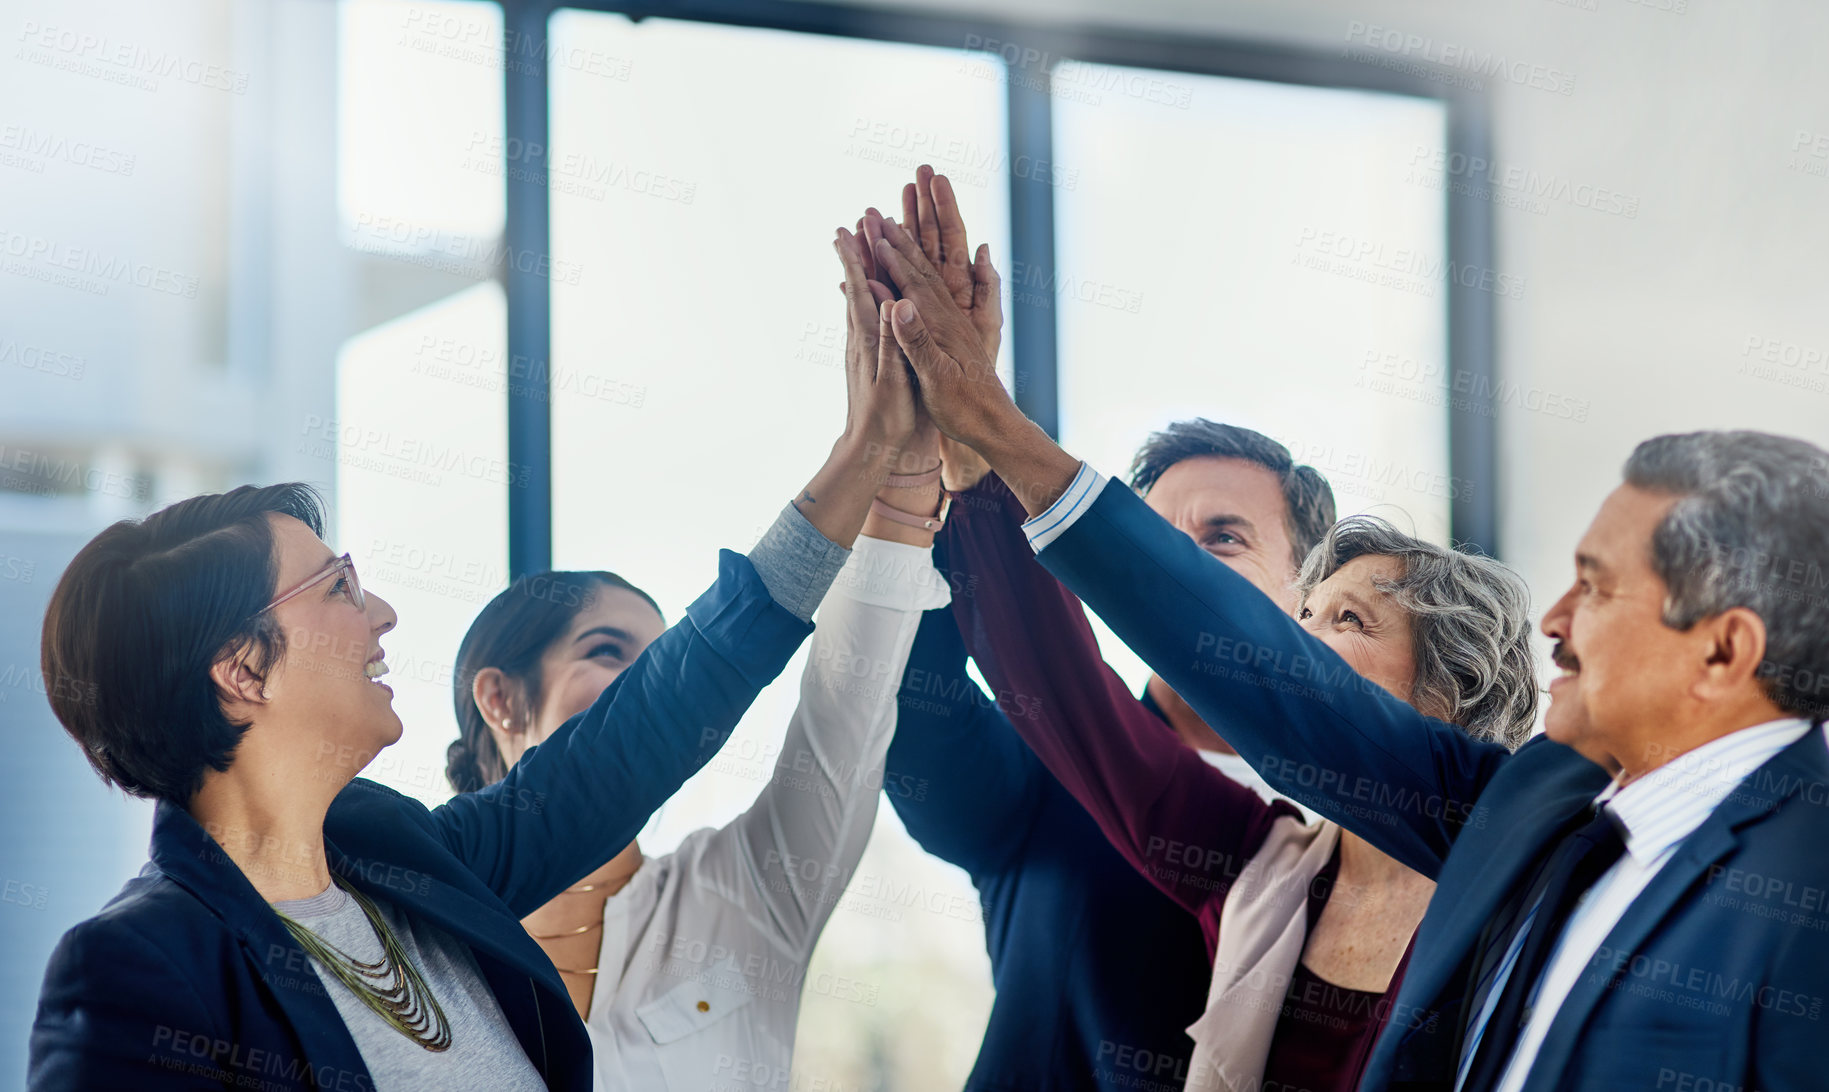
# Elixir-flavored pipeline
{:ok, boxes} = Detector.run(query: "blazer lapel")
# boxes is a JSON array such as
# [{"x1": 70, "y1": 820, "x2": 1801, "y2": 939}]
[
  {"x1": 322, "y1": 808, "x2": 570, "y2": 1003},
  {"x1": 1516, "y1": 732, "x2": 1829, "y2": 1092},
  {"x1": 149, "y1": 802, "x2": 371, "y2": 1086},
  {"x1": 1393, "y1": 752, "x2": 1602, "y2": 1048}
]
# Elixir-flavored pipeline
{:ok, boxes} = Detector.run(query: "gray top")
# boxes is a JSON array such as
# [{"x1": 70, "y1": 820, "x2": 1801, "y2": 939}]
[
  {"x1": 272, "y1": 886, "x2": 546, "y2": 1092},
  {"x1": 748, "y1": 502, "x2": 852, "y2": 622}
]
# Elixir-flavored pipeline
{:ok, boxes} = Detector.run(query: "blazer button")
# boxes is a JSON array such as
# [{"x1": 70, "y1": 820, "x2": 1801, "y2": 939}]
[{"x1": 696, "y1": 1000, "x2": 710, "y2": 1013}]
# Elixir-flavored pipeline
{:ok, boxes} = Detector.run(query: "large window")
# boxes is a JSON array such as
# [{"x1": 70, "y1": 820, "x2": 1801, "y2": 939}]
[
  {"x1": 1052, "y1": 63, "x2": 1450, "y2": 688},
  {"x1": 335, "y1": 0, "x2": 510, "y2": 808},
  {"x1": 546, "y1": 14, "x2": 1012, "y2": 1087},
  {"x1": 329, "y1": 5, "x2": 1480, "y2": 1087}
]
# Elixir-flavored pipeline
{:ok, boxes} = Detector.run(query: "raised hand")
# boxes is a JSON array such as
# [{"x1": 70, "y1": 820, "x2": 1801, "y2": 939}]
[
  {"x1": 868, "y1": 217, "x2": 1014, "y2": 449},
  {"x1": 870, "y1": 213, "x2": 1081, "y2": 518},
  {"x1": 834, "y1": 226, "x2": 922, "y2": 469},
  {"x1": 900, "y1": 165, "x2": 1002, "y2": 364}
]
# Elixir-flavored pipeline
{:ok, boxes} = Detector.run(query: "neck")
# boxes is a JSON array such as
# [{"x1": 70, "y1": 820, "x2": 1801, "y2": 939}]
[
  {"x1": 188, "y1": 749, "x2": 340, "y2": 902},
  {"x1": 1147, "y1": 675, "x2": 1235, "y2": 754},
  {"x1": 1610, "y1": 702, "x2": 1795, "y2": 786},
  {"x1": 1335, "y1": 827, "x2": 1418, "y2": 887},
  {"x1": 525, "y1": 844, "x2": 645, "y2": 939}
]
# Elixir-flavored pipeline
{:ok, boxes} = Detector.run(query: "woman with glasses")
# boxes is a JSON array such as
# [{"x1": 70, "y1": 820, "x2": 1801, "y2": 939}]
[{"x1": 26, "y1": 227, "x2": 930, "y2": 1092}]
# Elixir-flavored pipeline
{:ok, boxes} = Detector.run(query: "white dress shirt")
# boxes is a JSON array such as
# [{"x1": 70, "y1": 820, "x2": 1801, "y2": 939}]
[
  {"x1": 584, "y1": 536, "x2": 950, "y2": 1091},
  {"x1": 1466, "y1": 716, "x2": 1814, "y2": 1092}
]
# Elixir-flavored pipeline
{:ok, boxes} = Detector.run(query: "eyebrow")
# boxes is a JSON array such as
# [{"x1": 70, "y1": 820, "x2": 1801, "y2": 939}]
[
  {"x1": 1575, "y1": 552, "x2": 1609, "y2": 575},
  {"x1": 573, "y1": 625, "x2": 638, "y2": 646},
  {"x1": 1202, "y1": 513, "x2": 1256, "y2": 534},
  {"x1": 1331, "y1": 588, "x2": 1385, "y2": 620}
]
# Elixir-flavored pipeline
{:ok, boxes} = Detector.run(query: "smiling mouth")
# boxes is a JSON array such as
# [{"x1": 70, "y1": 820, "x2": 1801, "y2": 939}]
[{"x1": 364, "y1": 654, "x2": 391, "y2": 684}]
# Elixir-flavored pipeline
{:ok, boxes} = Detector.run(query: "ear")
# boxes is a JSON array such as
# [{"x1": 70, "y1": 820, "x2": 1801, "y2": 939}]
[
  {"x1": 211, "y1": 643, "x2": 270, "y2": 712},
  {"x1": 472, "y1": 667, "x2": 518, "y2": 734},
  {"x1": 1695, "y1": 606, "x2": 1769, "y2": 703}
]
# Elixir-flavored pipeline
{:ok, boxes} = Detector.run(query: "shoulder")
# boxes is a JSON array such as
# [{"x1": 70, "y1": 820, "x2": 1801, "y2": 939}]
[
  {"x1": 40, "y1": 871, "x2": 219, "y2": 1012},
  {"x1": 329, "y1": 776, "x2": 437, "y2": 833}
]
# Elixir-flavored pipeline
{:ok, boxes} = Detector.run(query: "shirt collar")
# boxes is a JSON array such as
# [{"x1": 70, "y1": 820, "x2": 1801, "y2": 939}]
[{"x1": 1598, "y1": 717, "x2": 1813, "y2": 866}]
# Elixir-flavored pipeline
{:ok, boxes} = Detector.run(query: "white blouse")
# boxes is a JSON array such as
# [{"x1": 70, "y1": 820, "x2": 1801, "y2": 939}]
[{"x1": 584, "y1": 536, "x2": 949, "y2": 1091}]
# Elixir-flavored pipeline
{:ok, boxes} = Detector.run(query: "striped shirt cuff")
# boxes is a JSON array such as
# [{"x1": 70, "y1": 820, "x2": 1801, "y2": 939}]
[{"x1": 1021, "y1": 463, "x2": 1107, "y2": 553}]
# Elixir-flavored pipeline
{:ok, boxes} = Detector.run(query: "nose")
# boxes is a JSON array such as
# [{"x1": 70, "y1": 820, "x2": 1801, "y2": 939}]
[
  {"x1": 1540, "y1": 583, "x2": 1575, "y2": 641},
  {"x1": 368, "y1": 590, "x2": 398, "y2": 637}
]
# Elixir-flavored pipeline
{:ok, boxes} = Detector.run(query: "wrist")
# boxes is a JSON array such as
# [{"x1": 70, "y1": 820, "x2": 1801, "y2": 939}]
[
  {"x1": 963, "y1": 410, "x2": 1080, "y2": 520},
  {"x1": 862, "y1": 483, "x2": 945, "y2": 545}
]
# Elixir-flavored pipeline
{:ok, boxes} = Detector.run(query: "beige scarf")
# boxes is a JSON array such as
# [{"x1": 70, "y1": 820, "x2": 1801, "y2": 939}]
[{"x1": 1183, "y1": 815, "x2": 1342, "y2": 1092}]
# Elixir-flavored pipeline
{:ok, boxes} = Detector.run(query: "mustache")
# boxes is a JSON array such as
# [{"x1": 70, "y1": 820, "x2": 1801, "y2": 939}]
[{"x1": 1551, "y1": 642, "x2": 1580, "y2": 672}]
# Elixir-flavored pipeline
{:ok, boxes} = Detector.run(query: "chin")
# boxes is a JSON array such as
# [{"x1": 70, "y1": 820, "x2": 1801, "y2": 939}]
[
  {"x1": 372, "y1": 707, "x2": 404, "y2": 748},
  {"x1": 1541, "y1": 698, "x2": 1586, "y2": 747}
]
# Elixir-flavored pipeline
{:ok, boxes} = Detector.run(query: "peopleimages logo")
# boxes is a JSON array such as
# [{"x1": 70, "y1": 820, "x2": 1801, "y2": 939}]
[
  {"x1": 0, "y1": 229, "x2": 199, "y2": 298},
  {"x1": 1342, "y1": 22, "x2": 1576, "y2": 96},
  {"x1": 1406, "y1": 146, "x2": 1639, "y2": 219}
]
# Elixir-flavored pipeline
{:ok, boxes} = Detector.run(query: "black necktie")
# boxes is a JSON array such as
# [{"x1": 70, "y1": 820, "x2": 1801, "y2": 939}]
[{"x1": 1459, "y1": 804, "x2": 1629, "y2": 1091}]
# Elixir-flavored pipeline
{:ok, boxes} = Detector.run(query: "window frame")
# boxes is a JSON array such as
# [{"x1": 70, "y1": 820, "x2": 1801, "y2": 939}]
[{"x1": 498, "y1": 0, "x2": 1498, "y2": 571}]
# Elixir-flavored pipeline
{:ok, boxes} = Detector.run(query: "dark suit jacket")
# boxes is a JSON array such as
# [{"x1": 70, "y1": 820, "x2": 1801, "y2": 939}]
[
  {"x1": 29, "y1": 550, "x2": 811, "y2": 1092},
  {"x1": 1036, "y1": 479, "x2": 1829, "y2": 1092},
  {"x1": 886, "y1": 539, "x2": 1212, "y2": 1091}
]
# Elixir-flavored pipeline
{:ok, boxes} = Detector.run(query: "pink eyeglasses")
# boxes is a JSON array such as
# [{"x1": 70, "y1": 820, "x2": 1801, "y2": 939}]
[{"x1": 261, "y1": 553, "x2": 364, "y2": 614}]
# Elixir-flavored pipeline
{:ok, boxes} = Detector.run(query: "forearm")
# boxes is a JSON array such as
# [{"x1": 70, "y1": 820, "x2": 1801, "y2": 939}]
[
  {"x1": 1039, "y1": 481, "x2": 1507, "y2": 875},
  {"x1": 943, "y1": 475, "x2": 1284, "y2": 911},
  {"x1": 794, "y1": 434, "x2": 893, "y2": 550},
  {"x1": 436, "y1": 550, "x2": 813, "y2": 913},
  {"x1": 883, "y1": 606, "x2": 1039, "y2": 875},
  {"x1": 959, "y1": 403, "x2": 1082, "y2": 520},
  {"x1": 738, "y1": 536, "x2": 948, "y2": 945}
]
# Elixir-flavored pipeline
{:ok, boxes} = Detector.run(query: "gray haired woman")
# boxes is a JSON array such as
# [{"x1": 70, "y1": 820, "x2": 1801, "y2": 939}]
[{"x1": 927, "y1": 495, "x2": 1541, "y2": 1092}]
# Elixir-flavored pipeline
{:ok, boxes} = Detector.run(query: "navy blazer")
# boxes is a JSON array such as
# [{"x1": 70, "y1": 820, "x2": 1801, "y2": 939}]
[
  {"x1": 887, "y1": 607, "x2": 1213, "y2": 1092},
  {"x1": 1036, "y1": 480, "x2": 1829, "y2": 1092},
  {"x1": 29, "y1": 550, "x2": 812, "y2": 1092}
]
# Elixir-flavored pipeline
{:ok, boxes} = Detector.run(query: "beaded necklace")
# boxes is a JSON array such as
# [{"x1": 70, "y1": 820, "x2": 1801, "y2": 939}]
[{"x1": 274, "y1": 876, "x2": 453, "y2": 1052}]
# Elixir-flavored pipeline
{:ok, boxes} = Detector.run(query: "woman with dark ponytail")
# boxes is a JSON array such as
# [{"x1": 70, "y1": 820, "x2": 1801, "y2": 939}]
[
  {"x1": 449, "y1": 504, "x2": 949, "y2": 1088},
  {"x1": 446, "y1": 571, "x2": 662, "y2": 796}
]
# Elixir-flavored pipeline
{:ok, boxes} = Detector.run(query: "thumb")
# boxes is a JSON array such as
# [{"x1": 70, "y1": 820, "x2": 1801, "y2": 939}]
[{"x1": 889, "y1": 299, "x2": 944, "y2": 378}]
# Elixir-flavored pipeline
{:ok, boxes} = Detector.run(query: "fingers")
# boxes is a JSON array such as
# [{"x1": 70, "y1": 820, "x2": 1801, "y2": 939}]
[
  {"x1": 888, "y1": 299, "x2": 941, "y2": 379},
  {"x1": 877, "y1": 300, "x2": 912, "y2": 391},
  {"x1": 834, "y1": 229, "x2": 873, "y2": 323},
  {"x1": 900, "y1": 184, "x2": 920, "y2": 255},
  {"x1": 855, "y1": 217, "x2": 878, "y2": 284},
  {"x1": 971, "y1": 243, "x2": 1003, "y2": 340},
  {"x1": 873, "y1": 217, "x2": 946, "y2": 303},
  {"x1": 835, "y1": 229, "x2": 879, "y2": 352},
  {"x1": 931, "y1": 172, "x2": 973, "y2": 309},
  {"x1": 914, "y1": 165, "x2": 941, "y2": 268}
]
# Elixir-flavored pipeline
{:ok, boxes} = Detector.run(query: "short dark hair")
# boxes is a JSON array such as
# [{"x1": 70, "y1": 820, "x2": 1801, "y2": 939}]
[
  {"x1": 447, "y1": 571, "x2": 662, "y2": 794},
  {"x1": 41, "y1": 483, "x2": 327, "y2": 803},
  {"x1": 1129, "y1": 418, "x2": 1337, "y2": 568},
  {"x1": 1625, "y1": 430, "x2": 1829, "y2": 723}
]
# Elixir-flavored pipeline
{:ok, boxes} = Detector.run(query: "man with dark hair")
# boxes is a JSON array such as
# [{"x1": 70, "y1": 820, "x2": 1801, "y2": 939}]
[
  {"x1": 1122, "y1": 418, "x2": 1337, "y2": 784},
  {"x1": 885, "y1": 420, "x2": 1336, "y2": 1091},
  {"x1": 874, "y1": 169, "x2": 1342, "y2": 1091}
]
